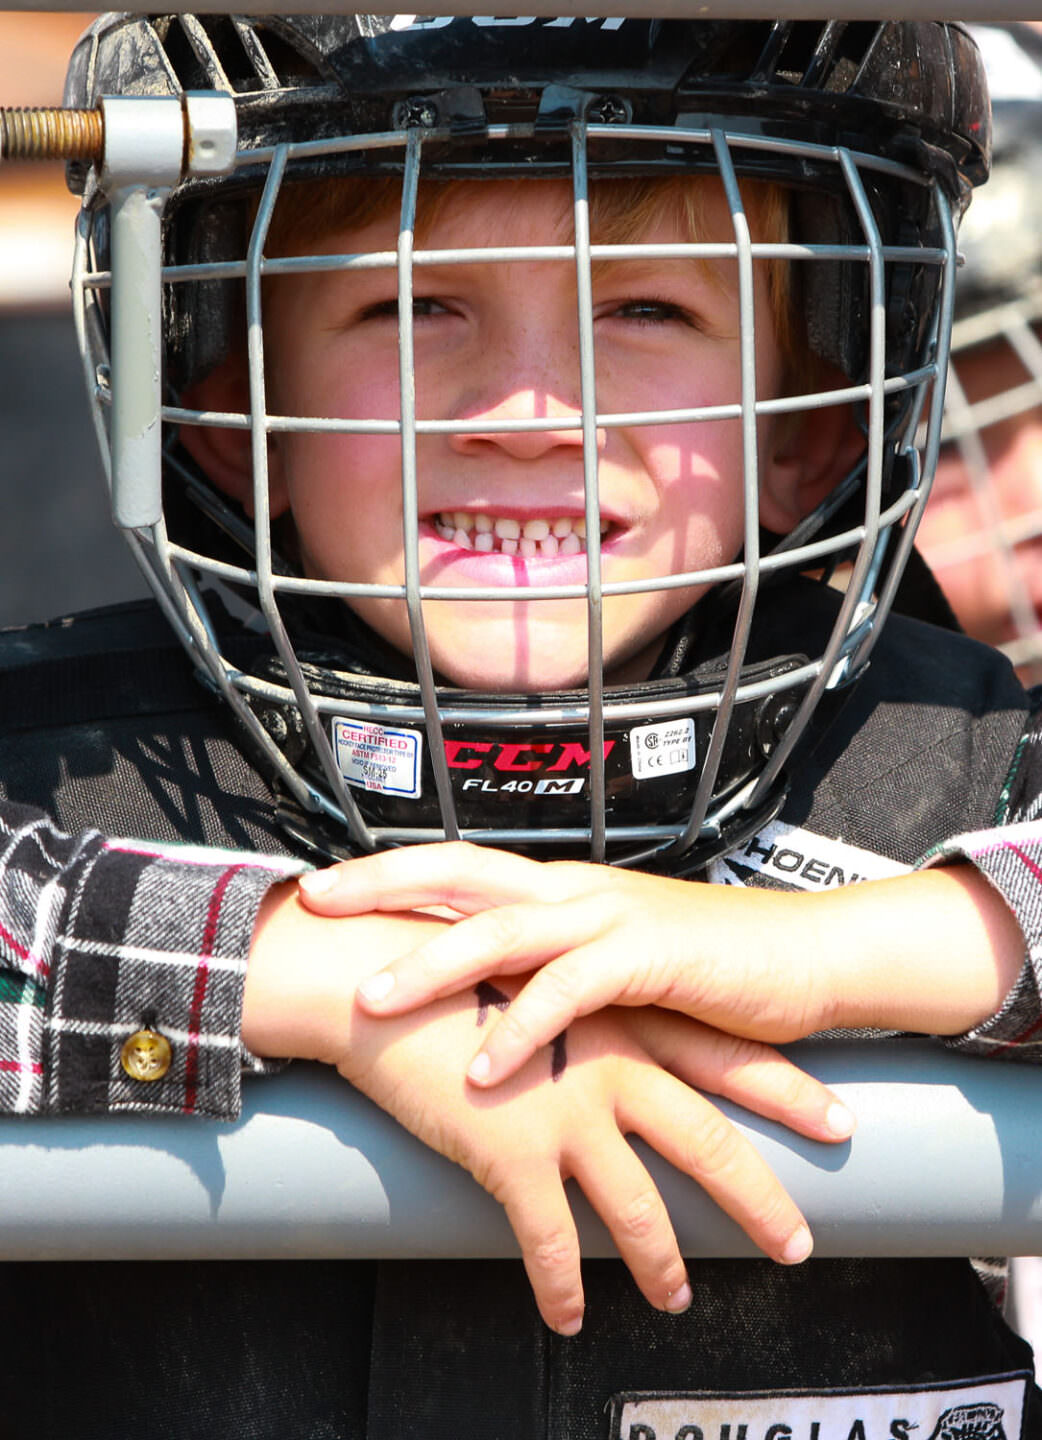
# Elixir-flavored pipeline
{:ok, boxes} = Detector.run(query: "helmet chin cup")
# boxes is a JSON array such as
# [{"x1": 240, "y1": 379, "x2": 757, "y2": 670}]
[{"x1": 244, "y1": 636, "x2": 812, "y2": 868}]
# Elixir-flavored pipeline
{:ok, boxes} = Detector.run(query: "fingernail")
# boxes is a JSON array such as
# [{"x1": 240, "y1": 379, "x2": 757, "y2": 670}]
[
  {"x1": 780, "y1": 1226, "x2": 813, "y2": 1265},
  {"x1": 557, "y1": 1314, "x2": 583, "y2": 1337},
  {"x1": 359, "y1": 971, "x2": 395, "y2": 1005},
  {"x1": 826, "y1": 1102, "x2": 856, "y2": 1139},
  {"x1": 467, "y1": 1051, "x2": 492, "y2": 1084},
  {"x1": 664, "y1": 1281, "x2": 692, "y2": 1314},
  {"x1": 298, "y1": 869, "x2": 336, "y2": 897}
]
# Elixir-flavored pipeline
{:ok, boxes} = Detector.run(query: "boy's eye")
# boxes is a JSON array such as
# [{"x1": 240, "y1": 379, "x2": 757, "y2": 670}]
[
  {"x1": 607, "y1": 298, "x2": 696, "y2": 327},
  {"x1": 358, "y1": 296, "x2": 451, "y2": 322}
]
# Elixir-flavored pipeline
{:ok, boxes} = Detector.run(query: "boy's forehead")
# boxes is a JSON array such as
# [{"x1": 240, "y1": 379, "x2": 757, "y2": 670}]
[{"x1": 417, "y1": 178, "x2": 573, "y2": 241}]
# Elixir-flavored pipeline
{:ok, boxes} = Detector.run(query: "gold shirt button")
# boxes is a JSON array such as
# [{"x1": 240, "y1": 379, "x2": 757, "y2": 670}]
[{"x1": 120, "y1": 1029, "x2": 173, "y2": 1082}]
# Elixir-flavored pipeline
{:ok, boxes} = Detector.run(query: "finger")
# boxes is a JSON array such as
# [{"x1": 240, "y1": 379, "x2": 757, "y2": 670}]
[
  {"x1": 631, "y1": 1010, "x2": 856, "y2": 1144},
  {"x1": 464, "y1": 926, "x2": 679, "y2": 1082},
  {"x1": 617, "y1": 1060, "x2": 813, "y2": 1267},
  {"x1": 496, "y1": 1173, "x2": 586, "y2": 1336},
  {"x1": 356, "y1": 893, "x2": 630, "y2": 1018},
  {"x1": 567, "y1": 1126, "x2": 692, "y2": 1317},
  {"x1": 298, "y1": 841, "x2": 578, "y2": 917}
]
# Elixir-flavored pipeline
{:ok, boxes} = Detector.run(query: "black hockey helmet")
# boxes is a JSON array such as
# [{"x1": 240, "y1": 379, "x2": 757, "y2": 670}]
[{"x1": 65, "y1": 15, "x2": 990, "y2": 867}]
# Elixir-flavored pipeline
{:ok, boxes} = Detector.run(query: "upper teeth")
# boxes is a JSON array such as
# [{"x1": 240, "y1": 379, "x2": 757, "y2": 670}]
[{"x1": 433, "y1": 511, "x2": 607, "y2": 556}]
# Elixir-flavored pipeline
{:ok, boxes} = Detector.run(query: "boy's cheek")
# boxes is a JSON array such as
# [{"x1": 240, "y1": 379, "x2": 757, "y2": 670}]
[
  {"x1": 284, "y1": 436, "x2": 403, "y2": 551},
  {"x1": 271, "y1": 328, "x2": 404, "y2": 420}
]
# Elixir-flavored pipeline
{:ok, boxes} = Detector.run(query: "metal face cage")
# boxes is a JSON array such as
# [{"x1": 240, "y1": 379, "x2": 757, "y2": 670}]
[{"x1": 72, "y1": 102, "x2": 956, "y2": 867}]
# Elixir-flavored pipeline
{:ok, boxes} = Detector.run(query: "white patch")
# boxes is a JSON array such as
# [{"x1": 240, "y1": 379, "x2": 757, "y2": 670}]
[
  {"x1": 106, "y1": 838, "x2": 304, "y2": 872},
  {"x1": 389, "y1": 13, "x2": 624, "y2": 30},
  {"x1": 535, "y1": 777, "x2": 585, "y2": 796},
  {"x1": 609, "y1": 1373, "x2": 1027, "y2": 1440},
  {"x1": 332, "y1": 718, "x2": 423, "y2": 799},
  {"x1": 707, "y1": 819, "x2": 909, "y2": 891},
  {"x1": 630, "y1": 719, "x2": 696, "y2": 781},
  {"x1": 389, "y1": 12, "x2": 453, "y2": 27},
  {"x1": 546, "y1": 13, "x2": 625, "y2": 24}
]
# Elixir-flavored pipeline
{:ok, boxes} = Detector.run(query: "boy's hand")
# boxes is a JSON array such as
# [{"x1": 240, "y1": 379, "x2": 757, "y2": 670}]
[
  {"x1": 246, "y1": 882, "x2": 850, "y2": 1334},
  {"x1": 297, "y1": 840, "x2": 1028, "y2": 1084},
  {"x1": 296, "y1": 842, "x2": 839, "y2": 1088}
]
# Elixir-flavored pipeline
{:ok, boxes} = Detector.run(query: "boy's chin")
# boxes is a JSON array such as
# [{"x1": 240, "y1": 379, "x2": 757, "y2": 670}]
[
  {"x1": 354, "y1": 597, "x2": 668, "y2": 693},
  {"x1": 434, "y1": 653, "x2": 591, "y2": 694},
  {"x1": 429, "y1": 639, "x2": 659, "y2": 694}
]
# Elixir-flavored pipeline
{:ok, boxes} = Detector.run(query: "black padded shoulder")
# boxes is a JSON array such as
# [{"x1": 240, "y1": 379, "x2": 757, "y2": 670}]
[
  {"x1": 787, "y1": 608, "x2": 1033, "y2": 865},
  {"x1": 0, "y1": 601, "x2": 289, "y2": 856}
]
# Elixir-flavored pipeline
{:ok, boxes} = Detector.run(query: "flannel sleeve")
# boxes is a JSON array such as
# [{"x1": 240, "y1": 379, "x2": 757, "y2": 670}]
[
  {"x1": 0, "y1": 798, "x2": 307, "y2": 1117},
  {"x1": 919, "y1": 819, "x2": 1042, "y2": 1063}
]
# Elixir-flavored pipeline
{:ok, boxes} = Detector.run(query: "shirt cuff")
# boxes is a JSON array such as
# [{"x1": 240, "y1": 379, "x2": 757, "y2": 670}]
[
  {"x1": 918, "y1": 820, "x2": 1042, "y2": 1062},
  {"x1": 44, "y1": 837, "x2": 307, "y2": 1117}
]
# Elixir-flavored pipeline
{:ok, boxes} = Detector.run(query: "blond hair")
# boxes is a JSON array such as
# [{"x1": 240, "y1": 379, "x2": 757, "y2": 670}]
[{"x1": 261, "y1": 170, "x2": 813, "y2": 390}]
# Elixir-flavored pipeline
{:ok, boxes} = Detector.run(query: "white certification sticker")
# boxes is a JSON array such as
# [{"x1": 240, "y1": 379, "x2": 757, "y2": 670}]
[
  {"x1": 332, "y1": 718, "x2": 423, "y2": 798},
  {"x1": 629, "y1": 718, "x2": 696, "y2": 781}
]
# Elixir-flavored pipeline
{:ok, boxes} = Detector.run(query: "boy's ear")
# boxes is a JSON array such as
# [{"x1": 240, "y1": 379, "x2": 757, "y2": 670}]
[
  {"x1": 759, "y1": 375, "x2": 866, "y2": 534},
  {"x1": 178, "y1": 352, "x2": 291, "y2": 519}
]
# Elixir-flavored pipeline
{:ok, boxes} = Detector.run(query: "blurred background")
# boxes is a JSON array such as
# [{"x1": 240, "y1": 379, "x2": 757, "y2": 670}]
[
  {"x1": 0, "y1": 11, "x2": 146, "y2": 627},
  {"x1": 914, "y1": 20, "x2": 1042, "y2": 689}
]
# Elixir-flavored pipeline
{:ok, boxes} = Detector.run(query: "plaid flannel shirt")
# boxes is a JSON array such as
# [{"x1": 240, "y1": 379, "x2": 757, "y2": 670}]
[
  {"x1": 3, "y1": 749, "x2": 1042, "y2": 1119},
  {"x1": 0, "y1": 798, "x2": 304, "y2": 1118},
  {"x1": 923, "y1": 820, "x2": 1042, "y2": 1064}
]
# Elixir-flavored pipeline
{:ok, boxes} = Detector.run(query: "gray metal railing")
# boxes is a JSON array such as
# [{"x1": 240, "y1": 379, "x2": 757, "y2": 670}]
[{"x1": 0, "y1": 1042, "x2": 1037, "y2": 1260}]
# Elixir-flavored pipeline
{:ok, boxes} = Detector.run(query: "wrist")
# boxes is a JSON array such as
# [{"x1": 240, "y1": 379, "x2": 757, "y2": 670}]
[
  {"x1": 822, "y1": 866, "x2": 1025, "y2": 1036},
  {"x1": 243, "y1": 879, "x2": 453, "y2": 1062},
  {"x1": 242, "y1": 880, "x2": 318, "y2": 1059}
]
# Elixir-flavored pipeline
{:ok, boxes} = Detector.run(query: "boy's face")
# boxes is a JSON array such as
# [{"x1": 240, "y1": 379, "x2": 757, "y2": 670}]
[{"x1": 258, "y1": 179, "x2": 806, "y2": 692}]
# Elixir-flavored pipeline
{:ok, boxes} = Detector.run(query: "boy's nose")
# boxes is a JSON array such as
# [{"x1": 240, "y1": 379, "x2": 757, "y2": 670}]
[{"x1": 448, "y1": 390, "x2": 607, "y2": 461}]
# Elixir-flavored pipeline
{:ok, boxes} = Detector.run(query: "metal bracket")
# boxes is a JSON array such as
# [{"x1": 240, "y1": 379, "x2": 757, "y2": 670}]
[{"x1": 101, "y1": 93, "x2": 237, "y2": 531}]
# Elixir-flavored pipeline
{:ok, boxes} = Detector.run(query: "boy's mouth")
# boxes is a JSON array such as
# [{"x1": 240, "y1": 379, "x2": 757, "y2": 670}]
[{"x1": 431, "y1": 510, "x2": 610, "y2": 557}]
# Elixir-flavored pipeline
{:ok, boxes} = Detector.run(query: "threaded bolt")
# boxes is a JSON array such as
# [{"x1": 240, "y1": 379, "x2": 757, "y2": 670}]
[{"x1": 0, "y1": 106, "x2": 104, "y2": 163}]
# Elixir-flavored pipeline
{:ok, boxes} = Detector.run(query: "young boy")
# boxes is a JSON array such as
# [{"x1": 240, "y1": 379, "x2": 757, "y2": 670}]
[{"x1": 2, "y1": 12, "x2": 1042, "y2": 1440}]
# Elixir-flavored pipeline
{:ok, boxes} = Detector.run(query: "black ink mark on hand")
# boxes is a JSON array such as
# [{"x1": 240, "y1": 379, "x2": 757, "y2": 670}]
[
  {"x1": 551, "y1": 1031, "x2": 567, "y2": 1082},
  {"x1": 475, "y1": 980, "x2": 511, "y2": 1027},
  {"x1": 474, "y1": 983, "x2": 568, "y2": 1081}
]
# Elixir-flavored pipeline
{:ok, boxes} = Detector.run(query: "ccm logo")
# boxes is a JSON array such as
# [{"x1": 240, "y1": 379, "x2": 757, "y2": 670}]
[
  {"x1": 393, "y1": 15, "x2": 626, "y2": 29},
  {"x1": 444, "y1": 740, "x2": 615, "y2": 773}
]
